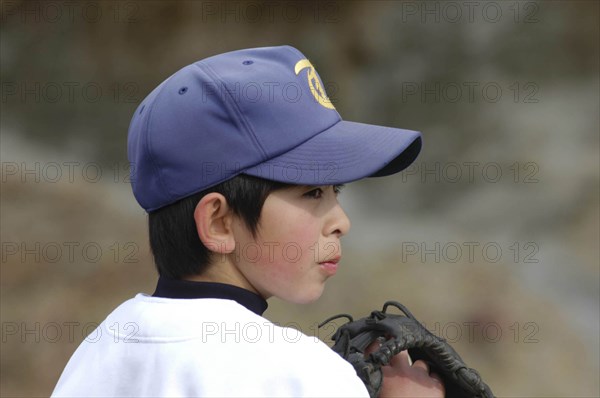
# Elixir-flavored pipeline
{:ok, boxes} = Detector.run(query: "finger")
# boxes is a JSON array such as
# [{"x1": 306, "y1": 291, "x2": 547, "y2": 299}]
[
  {"x1": 429, "y1": 372, "x2": 446, "y2": 395},
  {"x1": 389, "y1": 350, "x2": 412, "y2": 369},
  {"x1": 411, "y1": 359, "x2": 430, "y2": 373},
  {"x1": 364, "y1": 340, "x2": 380, "y2": 356},
  {"x1": 429, "y1": 371, "x2": 444, "y2": 385}
]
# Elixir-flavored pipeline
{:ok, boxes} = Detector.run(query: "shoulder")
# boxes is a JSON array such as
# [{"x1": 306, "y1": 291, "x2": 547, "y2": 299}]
[
  {"x1": 245, "y1": 321, "x2": 369, "y2": 397},
  {"x1": 54, "y1": 295, "x2": 369, "y2": 397}
]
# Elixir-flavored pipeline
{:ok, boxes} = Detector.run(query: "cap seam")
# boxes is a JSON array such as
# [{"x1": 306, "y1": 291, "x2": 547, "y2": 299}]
[
  {"x1": 194, "y1": 62, "x2": 269, "y2": 161},
  {"x1": 239, "y1": 117, "x2": 344, "y2": 174},
  {"x1": 282, "y1": 45, "x2": 305, "y2": 59},
  {"x1": 143, "y1": 78, "x2": 178, "y2": 205}
]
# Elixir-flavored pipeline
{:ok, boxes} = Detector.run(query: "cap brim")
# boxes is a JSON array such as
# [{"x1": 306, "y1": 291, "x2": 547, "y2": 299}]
[{"x1": 243, "y1": 120, "x2": 421, "y2": 186}]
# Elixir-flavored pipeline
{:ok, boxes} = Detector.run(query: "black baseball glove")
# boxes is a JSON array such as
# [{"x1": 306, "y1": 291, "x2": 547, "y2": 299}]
[{"x1": 319, "y1": 301, "x2": 495, "y2": 398}]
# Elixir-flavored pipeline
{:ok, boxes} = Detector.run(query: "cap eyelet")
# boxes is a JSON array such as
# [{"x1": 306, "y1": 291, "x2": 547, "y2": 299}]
[
  {"x1": 139, "y1": 105, "x2": 145, "y2": 114},
  {"x1": 178, "y1": 87, "x2": 188, "y2": 95},
  {"x1": 242, "y1": 60, "x2": 253, "y2": 65}
]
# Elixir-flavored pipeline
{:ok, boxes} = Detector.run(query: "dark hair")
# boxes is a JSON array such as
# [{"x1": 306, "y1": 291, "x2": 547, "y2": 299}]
[{"x1": 148, "y1": 174, "x2": 288, "y2": 279}]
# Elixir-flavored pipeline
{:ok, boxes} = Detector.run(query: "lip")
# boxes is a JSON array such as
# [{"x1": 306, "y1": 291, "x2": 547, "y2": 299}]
[{"x1": 319, "y1": 256, "x2": 341, "y2": 275}]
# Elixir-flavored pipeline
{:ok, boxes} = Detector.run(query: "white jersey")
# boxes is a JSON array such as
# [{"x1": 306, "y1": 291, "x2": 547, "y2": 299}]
[{"x1": 52, "y1": 285, "x2": 369, "y2": 397}]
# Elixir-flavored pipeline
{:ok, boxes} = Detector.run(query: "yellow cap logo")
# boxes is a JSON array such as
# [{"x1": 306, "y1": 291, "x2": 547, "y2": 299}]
[{"x1": 294, "y1": 59, "x2": 335, "y2": 110}]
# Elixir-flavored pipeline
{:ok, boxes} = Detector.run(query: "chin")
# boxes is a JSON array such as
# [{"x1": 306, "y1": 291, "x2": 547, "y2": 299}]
[{"x1": 288, "y1": 286, "x2": 325, "y2": 305}]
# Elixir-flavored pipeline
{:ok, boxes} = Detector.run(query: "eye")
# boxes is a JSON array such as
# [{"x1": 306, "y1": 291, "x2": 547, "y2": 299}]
[
  {"x1": 303, "y1": 185, "x2": 345, "y2": 199},
  {"x1": 303, "y1": 188, "x2": 324, "y2": 199},
  {"x1": 333, "y1": 184, "x2": 345, "y2": 195}
]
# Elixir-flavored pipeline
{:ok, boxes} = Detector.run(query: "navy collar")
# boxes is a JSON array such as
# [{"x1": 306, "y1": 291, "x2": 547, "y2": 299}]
[{"x1": 152, "y1": 276, "x2": 268, "y2": 316}]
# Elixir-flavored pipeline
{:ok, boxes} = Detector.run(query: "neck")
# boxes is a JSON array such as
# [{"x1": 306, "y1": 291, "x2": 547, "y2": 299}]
[{"x1": 184, "y1": 253, "x2": 266, "y2": 298}]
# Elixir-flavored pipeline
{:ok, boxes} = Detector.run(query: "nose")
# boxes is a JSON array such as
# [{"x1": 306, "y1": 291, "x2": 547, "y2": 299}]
[{"x1": 327, "y1": 202, "x2": 351, "y2": 238}]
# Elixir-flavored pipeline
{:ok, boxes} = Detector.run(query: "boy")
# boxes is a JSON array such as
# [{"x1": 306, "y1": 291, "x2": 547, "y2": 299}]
[{"x1": 52, "y1": 45, "x2": 444, "y2": 397}]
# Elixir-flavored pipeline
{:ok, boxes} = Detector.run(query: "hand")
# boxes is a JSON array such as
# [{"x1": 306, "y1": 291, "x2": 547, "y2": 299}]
[{"x1": 366, "y1": 342, "x2": 445, "y2": 398}]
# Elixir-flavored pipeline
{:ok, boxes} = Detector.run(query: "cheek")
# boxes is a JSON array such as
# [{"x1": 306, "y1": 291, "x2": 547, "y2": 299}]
[
  {"x1": 263, "y1": 207, "x2": 319, "y2": 245},
  {"x1": 254, "y1": 239, "x2": 310, "y2": 274},
  {"x1": 252, "y1": 228, "x2": 317, "y2": 283},
  {"x1": 267, "y1": 225, "x2": 318, "y2": 266}
]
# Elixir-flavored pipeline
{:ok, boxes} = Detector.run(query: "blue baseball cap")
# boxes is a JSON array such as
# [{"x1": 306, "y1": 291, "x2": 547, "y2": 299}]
[{"x1": 128, "y1": 45, "x2": 421, "y2": 212}]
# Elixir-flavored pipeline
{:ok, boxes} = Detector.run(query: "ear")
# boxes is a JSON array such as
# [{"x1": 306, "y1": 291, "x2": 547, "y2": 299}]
[{"x1": 194, "y1": 193, "x2": 236, "y2": 254}]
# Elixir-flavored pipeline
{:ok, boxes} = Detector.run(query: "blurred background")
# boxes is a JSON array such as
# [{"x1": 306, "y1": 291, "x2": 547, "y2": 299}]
[{"x1": 1, "y1": 1, "x2": 598, "y2": 396}]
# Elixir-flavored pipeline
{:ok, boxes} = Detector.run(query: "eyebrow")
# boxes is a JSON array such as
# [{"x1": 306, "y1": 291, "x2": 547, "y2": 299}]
[{"x1": 295, "y1": 184, "x2": 345, "y2": 190}]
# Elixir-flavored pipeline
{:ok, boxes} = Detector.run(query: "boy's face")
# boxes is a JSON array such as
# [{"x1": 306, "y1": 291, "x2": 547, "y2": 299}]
[{"x1": 231, "y1": 185, "x2": 350, "y2": 304}]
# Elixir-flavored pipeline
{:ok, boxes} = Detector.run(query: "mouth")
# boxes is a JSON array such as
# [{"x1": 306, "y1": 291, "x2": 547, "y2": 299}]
[{"x1": 319, "y1": 256, "x2": 341, "y2": 275}]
